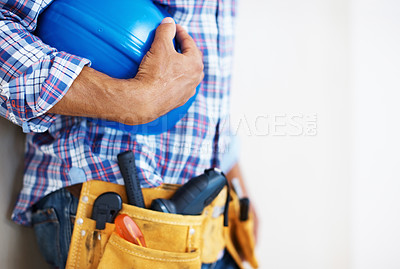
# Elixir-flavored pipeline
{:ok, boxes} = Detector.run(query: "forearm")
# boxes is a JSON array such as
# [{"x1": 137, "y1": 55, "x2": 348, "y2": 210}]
[
  {"x1": 48, "y1": 66, "x2": 143, "y2": 125},
  {"x1": 51, "y1": 20, "x2": 203, "y2": 126}
]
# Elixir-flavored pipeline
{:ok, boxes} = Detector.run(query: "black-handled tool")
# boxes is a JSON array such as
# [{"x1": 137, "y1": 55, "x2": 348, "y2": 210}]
[
  {"x1": 151, "y1": 168, "x2": 230, "y2": 226},
  {"x1": 239, "y1": 198, "x2": 250, "y2": 221},
  {"x1": 232, "y1": 178, "x2": 251, "y2": 221},
  {"x1": 92, "y1": 192, "x2": 122, "y2": 230},
  {"x1": 117, "y1": 150, "x2": 145, "y2": 208}
]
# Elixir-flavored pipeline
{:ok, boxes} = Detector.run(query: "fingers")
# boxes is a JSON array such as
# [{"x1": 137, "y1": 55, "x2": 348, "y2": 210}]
[
  {"x1": 175, "y1": 24, "x2": 200, "y2": 56},
  {"x1": 152, "y1": 20, "x2": 201, "y2": 59},
  {"x1": 152, "y1": 17, "x2": 176, "y2": 51}
]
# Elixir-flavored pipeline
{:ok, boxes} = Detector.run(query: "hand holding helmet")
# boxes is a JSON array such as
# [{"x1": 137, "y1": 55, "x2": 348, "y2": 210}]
[{"x1": 126, "y1": 18, "x2": 204, "y2": 125}]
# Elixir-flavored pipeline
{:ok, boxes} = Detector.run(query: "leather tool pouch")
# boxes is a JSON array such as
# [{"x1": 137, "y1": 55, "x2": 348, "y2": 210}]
[
  {"x1": 225, "y1": 190, "x2": 259, "y2": 268},
  {"x1": 66, "y1": 180, "x2": 258, "y2": 268}
]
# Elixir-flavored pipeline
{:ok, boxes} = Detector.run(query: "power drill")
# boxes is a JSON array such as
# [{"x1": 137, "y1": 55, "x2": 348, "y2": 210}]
[{"x1": 151, "y1": 168, "x2": 230, "y2": 226}]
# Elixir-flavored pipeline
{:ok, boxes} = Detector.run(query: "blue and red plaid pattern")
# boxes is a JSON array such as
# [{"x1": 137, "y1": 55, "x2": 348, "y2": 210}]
[{"x1": 0, "y1": 0, "x2": 237, "y2": 226}]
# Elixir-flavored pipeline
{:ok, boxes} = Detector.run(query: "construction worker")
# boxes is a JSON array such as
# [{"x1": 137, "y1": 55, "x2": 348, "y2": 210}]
[{"x1": 0, "y1": 0, "x2": 257, "y2": 268}]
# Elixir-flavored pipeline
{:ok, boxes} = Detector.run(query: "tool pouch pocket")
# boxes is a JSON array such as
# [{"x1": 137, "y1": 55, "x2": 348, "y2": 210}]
[
  {"x1": 224, "y1": 190, "x2": 259, "y2": 269},
  {"x1": 66, "y1": 180, "x2": 228, "y2": 269},
  {"x1": 97, "y1": 201, "x2": 204, "y2": 269},
  {"x1": 98, "y1": 232, "x2": 200, "y2": 268}
]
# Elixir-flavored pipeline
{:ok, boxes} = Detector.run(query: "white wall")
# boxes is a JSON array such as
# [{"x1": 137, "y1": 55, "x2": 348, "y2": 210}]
[
  {"x1": 232, "y1": 0, "x2": 400, "y2": 268},
  {"x1": 350, "y1": 0, "x2": 400, "y2": 268},
  {"x1": 231, "y1": 0, "x2": 351, "y2": 268}
]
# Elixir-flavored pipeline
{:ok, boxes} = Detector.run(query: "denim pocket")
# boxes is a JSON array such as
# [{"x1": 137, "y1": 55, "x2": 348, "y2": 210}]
[{"x1": 32, "y1": 208, "x2": 62, "y2": 268}]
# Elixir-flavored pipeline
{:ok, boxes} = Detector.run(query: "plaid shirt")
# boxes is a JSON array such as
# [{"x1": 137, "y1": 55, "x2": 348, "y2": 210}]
[{"x1": 0, "y1": 0, "x2": 237, "y2": 226}]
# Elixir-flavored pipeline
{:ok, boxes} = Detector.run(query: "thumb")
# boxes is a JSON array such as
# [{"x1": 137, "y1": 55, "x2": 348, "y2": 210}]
[{"x1": 152, "y1": 17, "x2": 176, "y2": 51}]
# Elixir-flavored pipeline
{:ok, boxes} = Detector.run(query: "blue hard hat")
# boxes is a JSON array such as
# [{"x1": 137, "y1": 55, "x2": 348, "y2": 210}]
[{"x1": 36, "y1": 0, "x2": 199, "y2": 134}]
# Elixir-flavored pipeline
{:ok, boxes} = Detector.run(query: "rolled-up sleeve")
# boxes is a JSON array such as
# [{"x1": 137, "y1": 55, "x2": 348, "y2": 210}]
[{"x1": 0, "y1": 0, "x2": 90, "y2": 133}]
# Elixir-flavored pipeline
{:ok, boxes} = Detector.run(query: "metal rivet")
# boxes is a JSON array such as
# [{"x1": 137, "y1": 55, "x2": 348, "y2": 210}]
[
  {"x1": 77, "y1": 218, "x2": 83, "y2": 225},
  {"x1": 189, "y1": 228, "x2": 195, "y2": 235},
  {"x1": 82, "y1": 196, "x2": 88, "y2": 203},
  {"x1": 81, "y1": 230, "x2": 86, "y2": 236}
]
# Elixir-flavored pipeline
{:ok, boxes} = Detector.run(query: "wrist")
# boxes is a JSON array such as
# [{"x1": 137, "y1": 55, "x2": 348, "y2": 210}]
[{"x1": 108, "y1": 77, "x2": 158, "y2": 125}]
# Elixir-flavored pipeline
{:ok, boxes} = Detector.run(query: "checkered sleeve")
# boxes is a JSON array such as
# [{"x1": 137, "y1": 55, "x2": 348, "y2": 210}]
[{"x1": 0, "y1": 0, "x2": 90, "y2": 133}]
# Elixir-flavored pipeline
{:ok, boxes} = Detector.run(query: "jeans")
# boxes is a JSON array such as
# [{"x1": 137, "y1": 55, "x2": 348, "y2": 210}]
[
  {"x1": 32, "y1": 188, "x2": 239, "y2": 269},
  {"x1": 31, "y1": 188, "x2": 78, "y2": 268}
]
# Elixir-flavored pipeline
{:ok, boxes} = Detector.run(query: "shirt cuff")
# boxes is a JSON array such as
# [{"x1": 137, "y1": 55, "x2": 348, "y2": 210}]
[{"x1": 21, "y1": 52, "x2": 90, "y2": 133}]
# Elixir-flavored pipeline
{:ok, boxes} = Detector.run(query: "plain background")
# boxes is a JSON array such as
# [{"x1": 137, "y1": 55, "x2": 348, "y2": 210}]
[
  {"x1": 231, "y1": 0, "x2": 400, "y2": 268},
  {"x1": 1, "y1": 0, "x2": 399, "y2": 268}
]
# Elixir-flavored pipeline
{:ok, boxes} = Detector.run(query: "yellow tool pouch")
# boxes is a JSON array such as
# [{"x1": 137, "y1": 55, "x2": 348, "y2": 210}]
[
  {"x1": 66, "y1": 180, "x2": 258, "y2": 268},
  {"x1": 225, "y1": 190, "x2": 259, "y2": 269}
]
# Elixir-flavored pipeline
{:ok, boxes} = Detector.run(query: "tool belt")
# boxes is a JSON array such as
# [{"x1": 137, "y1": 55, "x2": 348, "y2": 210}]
[{"x1": 66, "y1": 180, "x2": 258, "y2": 268}]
